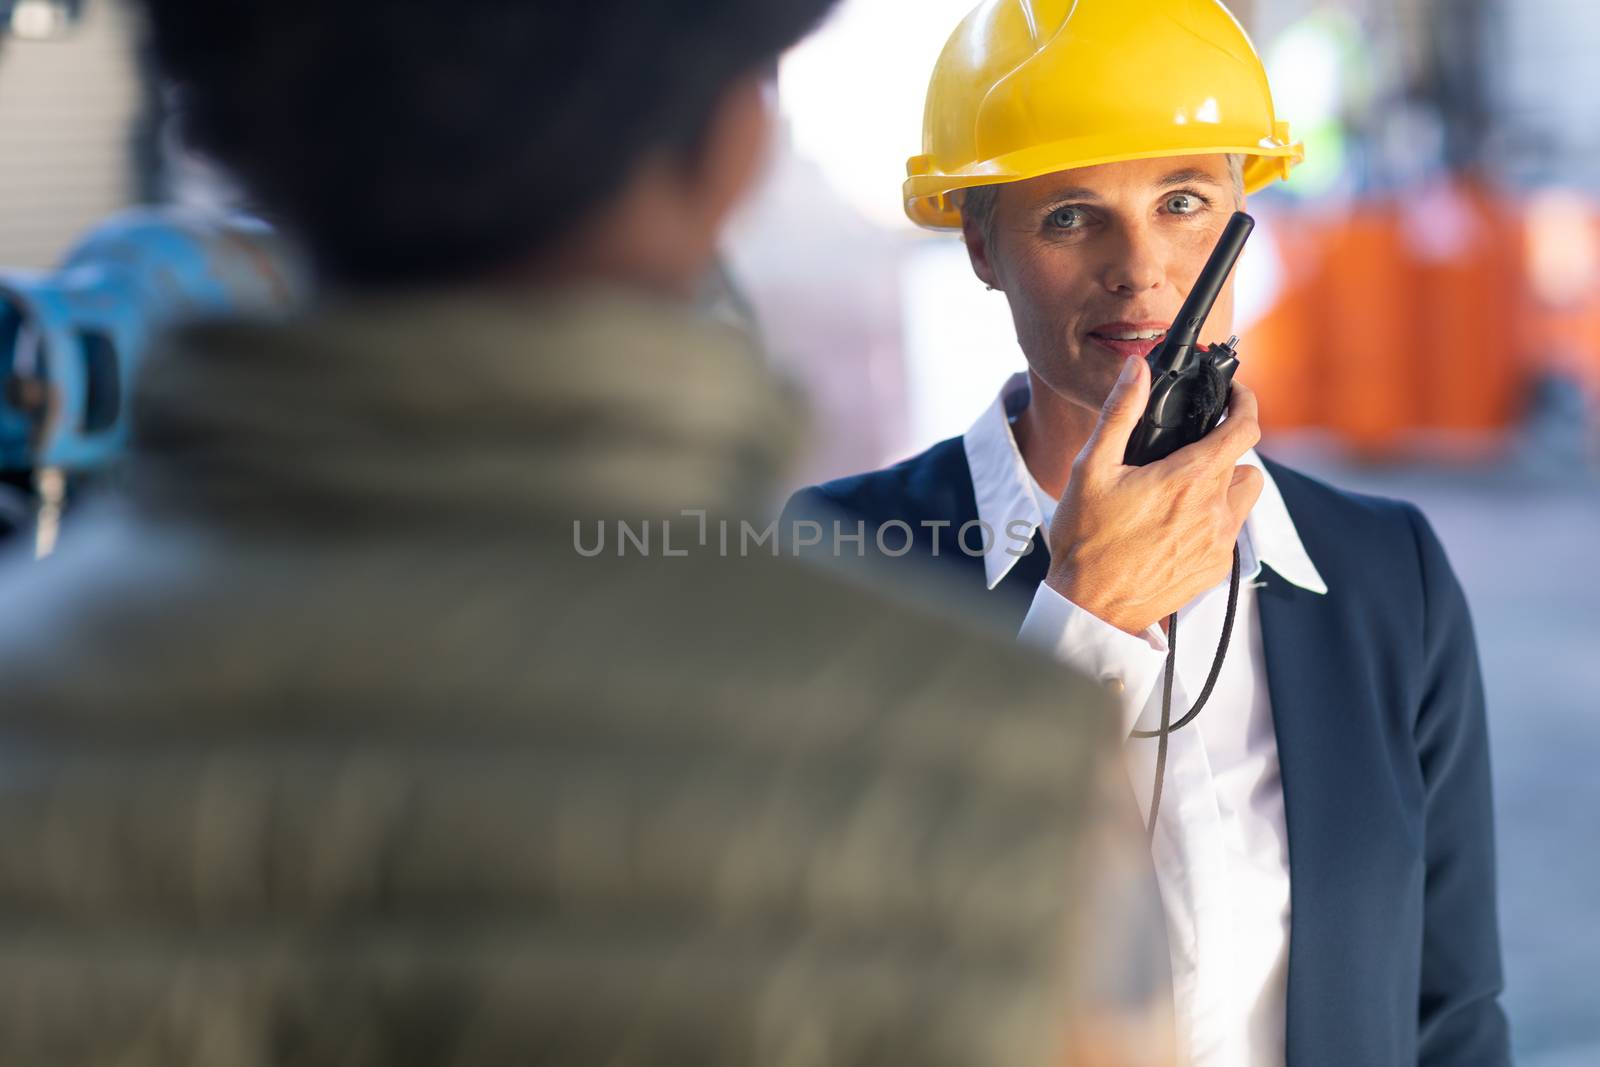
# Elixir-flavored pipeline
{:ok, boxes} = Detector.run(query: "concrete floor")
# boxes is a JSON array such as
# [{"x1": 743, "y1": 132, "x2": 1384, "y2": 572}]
[{"x1": 1280, "y1": 447, "x2": 1600, "y2": 1066}]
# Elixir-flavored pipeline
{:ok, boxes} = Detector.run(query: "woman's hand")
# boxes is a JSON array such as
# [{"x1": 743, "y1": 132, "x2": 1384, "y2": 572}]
[{"x1": 1043, "y1": 355, "x2": 1263, "y2": 635}]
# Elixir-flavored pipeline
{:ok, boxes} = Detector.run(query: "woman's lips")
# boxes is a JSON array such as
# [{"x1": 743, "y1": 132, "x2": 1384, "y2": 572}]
[
  {"x1": 1086, "y1": 322, "x2": 1169, "y2": 359},
  {"x1": 1087, "y1": 333, "x2": 1167, "y2": 359}
]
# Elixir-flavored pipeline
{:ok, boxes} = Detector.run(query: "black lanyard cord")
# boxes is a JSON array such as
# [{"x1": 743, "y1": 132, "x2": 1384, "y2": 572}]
[{"x1": 1134, "y1": 544, "x2": 1243, "y2": 840}]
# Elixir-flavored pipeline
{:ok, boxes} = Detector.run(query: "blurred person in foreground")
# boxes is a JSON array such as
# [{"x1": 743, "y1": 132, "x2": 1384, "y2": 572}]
[
  {"x1": 786, "y1": 1, "x2": 1510, "y2": 1065},
  {"x1": 0, "y1": 1, "x2": 1172, "y2": 1066}
]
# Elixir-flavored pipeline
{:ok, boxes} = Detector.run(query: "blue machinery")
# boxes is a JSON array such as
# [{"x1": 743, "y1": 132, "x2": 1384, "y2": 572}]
[{"x1": 0, "y1": 210, "x2": 301, "y2": 552}]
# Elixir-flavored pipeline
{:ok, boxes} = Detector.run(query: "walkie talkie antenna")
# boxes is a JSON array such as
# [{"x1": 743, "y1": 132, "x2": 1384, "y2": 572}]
[{"x1": 1161, "y1": 211, "x2": 1255, "y2": 370}]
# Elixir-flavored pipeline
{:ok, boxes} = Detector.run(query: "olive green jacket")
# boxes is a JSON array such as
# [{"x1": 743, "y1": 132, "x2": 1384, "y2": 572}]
[{"x1": 0, "y1": 288, "x2": 1123, "y2": 1066}]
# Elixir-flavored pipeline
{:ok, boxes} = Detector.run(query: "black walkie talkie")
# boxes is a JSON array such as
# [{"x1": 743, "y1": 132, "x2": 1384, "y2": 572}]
[
  {"x1": 1123, "y1": 211, "x2": 1255, "y2": 466},
  {"x1": 1121, "y1": 211, "x2": 1255, "y2": 840}
]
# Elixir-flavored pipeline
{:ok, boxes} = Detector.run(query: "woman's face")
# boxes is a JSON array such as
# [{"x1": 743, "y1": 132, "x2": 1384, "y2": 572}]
[{"x1": 964, "y1": 154, "x2": 1242, "y2": 416}]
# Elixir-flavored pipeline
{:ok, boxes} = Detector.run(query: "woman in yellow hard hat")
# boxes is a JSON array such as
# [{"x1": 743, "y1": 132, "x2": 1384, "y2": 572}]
[{"x1": 784, "y1": 2, "x2": 1510, "y2": 1066}]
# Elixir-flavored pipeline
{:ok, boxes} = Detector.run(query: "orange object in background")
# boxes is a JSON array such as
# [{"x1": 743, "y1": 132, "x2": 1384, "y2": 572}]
[
  {"x1": 1522, "y1": 193, "x2": 1600, "y2": 397},
  {"x1": 1312, "y1": 205, "x2": 1422, "y2": 456},
  {"x1": 1409, "y1": 182, "x2": 1524, "y2": 446},
  {"x1": 1244, "y1": 181, "x2": 1564, "y2": 460},
  {"x1": 1242, "y1": 216, "x2": 1324, "y2": 434}
]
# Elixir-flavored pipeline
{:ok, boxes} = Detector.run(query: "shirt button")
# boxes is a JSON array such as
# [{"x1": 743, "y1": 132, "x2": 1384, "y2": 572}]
[{"x1": 1103, "y1": 677, "x2": 1125, "y2": 696}]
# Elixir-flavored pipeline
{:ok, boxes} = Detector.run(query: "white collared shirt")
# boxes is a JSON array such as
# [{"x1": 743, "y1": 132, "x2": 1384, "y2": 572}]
[{"x1": 966, "y1": 373, "x2": 1328, "y2": 1067}]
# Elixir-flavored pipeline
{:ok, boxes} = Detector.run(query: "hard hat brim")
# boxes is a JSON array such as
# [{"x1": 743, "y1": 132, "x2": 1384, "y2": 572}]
[{"x1": 903, "y1": 139, "x2": 1305, "y2": 230}]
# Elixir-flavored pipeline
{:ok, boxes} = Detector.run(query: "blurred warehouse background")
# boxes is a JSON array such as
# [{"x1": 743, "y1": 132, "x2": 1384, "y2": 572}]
[
  {"x1": 0, "y1": 0, "x2": 1595, "y2": 1063},
  {"x1": 5, "y1": 0, "x2": 1598, "y2": 476},
  {"x1": 738, "y1": 0, "x2": 1600, "y2": 478}
]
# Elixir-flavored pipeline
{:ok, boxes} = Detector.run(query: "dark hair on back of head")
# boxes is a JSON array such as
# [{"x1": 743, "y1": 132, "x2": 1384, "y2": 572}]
[{"x1": 139, "y1": 0, "x2": 837, "y2": 285}]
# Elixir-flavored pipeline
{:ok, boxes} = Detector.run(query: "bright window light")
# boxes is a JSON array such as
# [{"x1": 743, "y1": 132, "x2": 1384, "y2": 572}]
[{"x1": 778, "y1": 0, "x2": 982, "y2": 231}]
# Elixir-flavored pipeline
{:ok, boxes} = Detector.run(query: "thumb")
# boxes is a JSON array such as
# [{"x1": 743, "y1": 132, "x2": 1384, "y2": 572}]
[{"x1": 1082, "y1": 355, "x2": 1150, "y2": 467}]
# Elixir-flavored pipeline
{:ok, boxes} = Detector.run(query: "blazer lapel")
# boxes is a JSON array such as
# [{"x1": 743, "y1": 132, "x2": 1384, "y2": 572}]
[{"x1": 1257, "y1": 562, "x2": 1364, "y2": 1063}]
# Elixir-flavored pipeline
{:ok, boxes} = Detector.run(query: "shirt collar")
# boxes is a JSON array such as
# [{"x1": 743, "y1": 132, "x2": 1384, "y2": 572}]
[
  {"x1": 1237, "y1": 450, "x2": 1328, "y2": 595},
  {"x1": 963, "y1": 373, "x2": 1043, "y2": 590},
  {"x1": 961, "y1": 373, "x2": 1328, "y2": 596}
]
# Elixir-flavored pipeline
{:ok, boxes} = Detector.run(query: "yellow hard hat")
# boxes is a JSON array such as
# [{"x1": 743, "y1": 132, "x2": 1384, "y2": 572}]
[{"x1": 904, "y1": 0, "x2": 1304, "y2": 229}]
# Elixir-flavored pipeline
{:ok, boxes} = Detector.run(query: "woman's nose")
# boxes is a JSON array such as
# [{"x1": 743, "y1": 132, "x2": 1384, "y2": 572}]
[{"x1": 1100, "y1": 224, "x2": 1165, "y2": 294}]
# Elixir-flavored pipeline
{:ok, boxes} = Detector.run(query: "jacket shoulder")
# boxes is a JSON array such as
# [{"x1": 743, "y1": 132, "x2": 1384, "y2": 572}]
[
  {"x1": 1260, "y1": 456, "x2": 1468, "y2": 649},
  {"x1": 1261, "y1": 455, "x2": 1431, "y2": 561},
  {"x1": 786, "y1": 436, "x2": 975, "y2": 528},
  {"x1": 1262, "y1": 455, "x2": 1417, "y2": 527}
]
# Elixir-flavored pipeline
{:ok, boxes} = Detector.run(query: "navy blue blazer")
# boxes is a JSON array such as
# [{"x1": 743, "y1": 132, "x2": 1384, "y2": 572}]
[{"x1": 786, "y1": 437, "x2": 1511, "y2": 1066}]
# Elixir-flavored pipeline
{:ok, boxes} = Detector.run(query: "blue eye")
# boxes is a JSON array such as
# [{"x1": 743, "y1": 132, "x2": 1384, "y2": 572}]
[
  {"x1": 1047, "y1": 206, "x2": 1085, "y2": 230},
  {"x1": 1165, "y1": 193, "x2": 1204, "y2": 215}
]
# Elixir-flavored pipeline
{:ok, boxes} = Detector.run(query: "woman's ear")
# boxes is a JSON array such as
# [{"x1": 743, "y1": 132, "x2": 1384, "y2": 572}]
[{"x1": 961, "y1": 200, "x2": 1002, "y2": 290}]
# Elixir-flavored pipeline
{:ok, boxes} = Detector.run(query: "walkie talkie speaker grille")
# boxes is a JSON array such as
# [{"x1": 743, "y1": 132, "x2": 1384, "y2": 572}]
[{"x1": 1188, "y1": 361, "x2": 1230, "y2": 429}]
